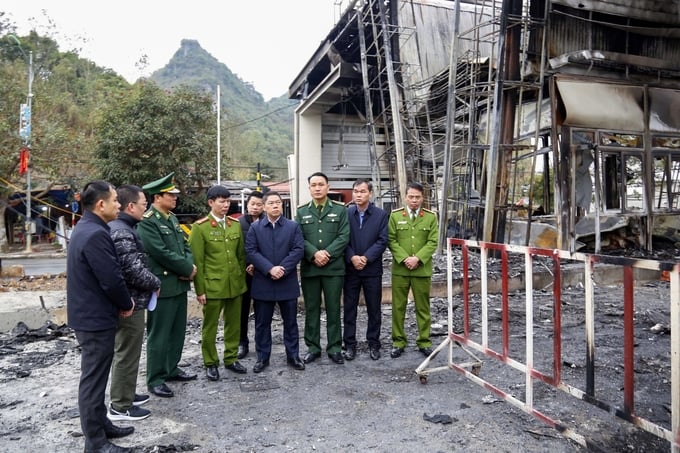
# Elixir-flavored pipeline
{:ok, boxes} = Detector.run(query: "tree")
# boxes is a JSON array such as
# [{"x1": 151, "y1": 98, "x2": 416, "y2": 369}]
[
  {"x1": 0, "y1": 28, "x2": 129, "y2": 250},
  {"x1": 95, "y1": 81, "x2": 217, "y2": 214}
]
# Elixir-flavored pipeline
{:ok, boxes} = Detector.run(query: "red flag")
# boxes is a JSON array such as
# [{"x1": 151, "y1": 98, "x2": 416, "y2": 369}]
[{"x1": 19, "y1": 147, "x2": 29, "y2": 175}]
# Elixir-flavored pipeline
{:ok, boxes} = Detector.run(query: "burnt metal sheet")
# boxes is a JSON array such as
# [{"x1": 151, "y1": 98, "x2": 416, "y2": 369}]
[
  {"x1": 549, "y1": 50, "x2": 680, "y2": 72},
  {"x1": 398, "y1": 0, "x2": 497, "y2": 96},
  {"x1": 505, "y1": 220, "x2": 559, "y2": 249},
  {"x1": 649, "y1": 88, "x2": 680, "y2": 132},
  {"x1": 548, "y1": 7, "x2": 680, "y2": 68},
  {"x1": 574, "y1": 215, "x2": 629, "y2": 238},
  {"x1": 555, "y1": 79, "x2": 644, "y2": 131},
  {"x1": 552, "y1": 0, "x2": 680, "y2": 25},
  {"x1": 653, "y1": 213, "x2": 680, "y2": 243}
]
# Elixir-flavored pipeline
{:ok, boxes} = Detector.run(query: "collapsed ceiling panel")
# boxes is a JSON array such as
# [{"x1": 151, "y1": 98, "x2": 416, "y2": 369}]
[{"x1": 556, "y1": 79, "x2": 644, "y2": 131}]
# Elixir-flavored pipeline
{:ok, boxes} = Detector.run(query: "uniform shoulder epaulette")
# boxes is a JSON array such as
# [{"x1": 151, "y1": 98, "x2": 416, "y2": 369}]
[
  {"x1": 331, "y1": 199, "x2": 345, "y2": 206},
  {"x1": 143, "y1": 210, "x2": 154, "y2": 218},
  {"x1": 392, "y1": 207, "x2": 405, "y2": 213},
  {"x1": 297, "y1": 202, "x2": 309, "y2": 209},
  {"x1": 195, "y1": 216, "x2": 209, "y2": 225},
  {"x1": 227, "y1": 215, "x2": 240, "y2": 222},
  {"x1": 422, "y1": 207, "x2": 436, "y2": 214}
]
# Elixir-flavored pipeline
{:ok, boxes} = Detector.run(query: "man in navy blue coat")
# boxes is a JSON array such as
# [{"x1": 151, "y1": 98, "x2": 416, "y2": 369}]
[
  {"x1": 342, "y1": 179, "x2": 389, "y2": 361},
  {"x1": 245, "y1": 191, "x2": 305, "y2": 373},
  {"x1": 67, "y1": 180, "x2": 135, "y2": 453}
]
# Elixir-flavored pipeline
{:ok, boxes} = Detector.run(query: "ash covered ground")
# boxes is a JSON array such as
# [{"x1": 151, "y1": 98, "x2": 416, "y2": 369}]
[{"x1": 0, "y1": 254, "x2": 673, "y2": 452}]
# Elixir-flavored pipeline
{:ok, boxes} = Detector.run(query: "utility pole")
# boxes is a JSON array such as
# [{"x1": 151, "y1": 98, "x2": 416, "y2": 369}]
[
  {"x1": 216, "y1": 85, "x2": 221, "y2": 185},
  {"x1": 16, "y1": 43, "x2": 34, "y2": 253},
  {"x1": 24, "y1": 51, "x2": 34, "y2": 253}
]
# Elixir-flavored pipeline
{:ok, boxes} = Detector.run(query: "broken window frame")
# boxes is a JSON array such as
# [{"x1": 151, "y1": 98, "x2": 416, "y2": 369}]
[
  {"x1": 570, "y1": 129, "x2": 641, "y2": 214},
  {"x1": 651, "y1": 135, "x2": 680, "y2": 211}
]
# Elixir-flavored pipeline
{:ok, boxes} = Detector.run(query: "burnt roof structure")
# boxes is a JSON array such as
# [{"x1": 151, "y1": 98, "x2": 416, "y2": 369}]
[{"x1": 289, "y1": 0, "x2": 680, "y2": 255}]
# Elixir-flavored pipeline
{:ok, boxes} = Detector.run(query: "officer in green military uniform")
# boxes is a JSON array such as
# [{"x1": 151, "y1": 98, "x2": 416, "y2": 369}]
[
  {"x1": 388, "y1": 182, "x2": 438, "y2": 359},
  {"x1": 137, "y1": 173, "x2": 197, "y2": 398},
  {"x1": 296, "y1": 172, "x2": 350, "y2": 365},
  {"x1": 189, "y1": 185, "x2": 247, "y2": 381}
]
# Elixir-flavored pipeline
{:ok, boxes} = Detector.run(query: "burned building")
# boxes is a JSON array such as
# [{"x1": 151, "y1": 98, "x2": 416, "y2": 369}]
[{"x1": 288, "y1": 0, "x2": 680, "y2": 254}]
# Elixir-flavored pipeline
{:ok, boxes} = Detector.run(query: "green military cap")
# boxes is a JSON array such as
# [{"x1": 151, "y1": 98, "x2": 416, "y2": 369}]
[{"x1": 143, "y1": 172, "x2": 181, "y2": 195}]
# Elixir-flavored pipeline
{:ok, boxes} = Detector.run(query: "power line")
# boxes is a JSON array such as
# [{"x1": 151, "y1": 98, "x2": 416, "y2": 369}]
[{"x1": 222, "y1": 102, "x2": 297, "y2": 130}]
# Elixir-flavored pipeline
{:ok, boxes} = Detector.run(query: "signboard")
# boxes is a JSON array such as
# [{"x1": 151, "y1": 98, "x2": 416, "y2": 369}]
[{"x1": 19, "y1": 103, "x2": 31, "y2": 140}]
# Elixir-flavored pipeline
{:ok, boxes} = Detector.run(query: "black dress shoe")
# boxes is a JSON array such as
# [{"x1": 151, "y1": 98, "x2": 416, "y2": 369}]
[
  {"x1": 303, "y1": 351, "x2": 321, "y2": 363},
  {"x1": 390, "y1": 347, "x2": 404, "y2": 358},
  {"x1": 167, "y1": 369, "x2": 197, "y2": 381},
  {"x1": 148, "y1": 383, "x2": 174, "y2": 398},
  {"x1": 85, "y1": 440, "x2": 132, "y2": 453},
  {"x1": 369, "y1": 348, "x2": 381, "y2": 360},
  {"x1": 253, "y1": 359, "x2": 269, "y2": 373},
  {"x1": 328, "y1": 351, "x2": 345, "y2": 364},
  {"x1": 287, "y1": 356, "x2": 305, "y2": 370},
  {"x1": 206, "y1": 365, "x2": 219, "y2": 381},
  {"x1": 342, "y1": 347, "x2": 356, "y2": 361},
  {"x1": 419, "y1": 346, "x2": 433, "y2": 356},
  {"x1": 104, "y1": 424, "x2": 134, "y2": 439},
  {"x1": 225, "y1": 361, "x2": 247, "y2": 374},
  {"x1": 237, "y1": 343, "x2": 249, "y2": 359}
]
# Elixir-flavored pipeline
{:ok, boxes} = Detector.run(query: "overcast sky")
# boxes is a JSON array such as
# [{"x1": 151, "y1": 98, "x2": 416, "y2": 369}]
[{"x1": 3, "y1": 1, "x2": 344, "y2": 100}]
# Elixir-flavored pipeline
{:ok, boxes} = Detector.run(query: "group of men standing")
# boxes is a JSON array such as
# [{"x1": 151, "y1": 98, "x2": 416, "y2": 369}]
[
  {"x1": 296, "y1": 173, "x2": 438, "y2": 364},
  {"x1": 66, "y1": 171, "x2": 438, "y2": 453},
  {"x1": 67, "y1": 174, "x2": 197, "y2": 453}
]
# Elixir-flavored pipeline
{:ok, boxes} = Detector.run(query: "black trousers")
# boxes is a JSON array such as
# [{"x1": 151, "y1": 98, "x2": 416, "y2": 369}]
[
  {"x1": 240, "y1": 274, "x2": 255, "y2": 345},
  {"x1": 254, "y1": 298, "x2": 300, "y2": 361},
  {"x1": 343, "y1": 273, "x2": 383, "y2": 350},
  {"x1": 75, "y1": 328, "x2": 116, "y2": 451}
]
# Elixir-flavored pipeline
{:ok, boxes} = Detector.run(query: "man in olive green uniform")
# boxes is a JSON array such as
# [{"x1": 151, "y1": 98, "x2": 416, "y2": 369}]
[
  {"x1": 388, "y1": 182, "x2": 438, "y2": 359},
  {"x1": 138, "y1": 173, "x2": 197, "y2": 398},
  {"x1": 296, "y1": 172, "x2": 349, "y2": 365},
  {"x1": 189, "y1": 185, "x2": 248, "y2": 381}
]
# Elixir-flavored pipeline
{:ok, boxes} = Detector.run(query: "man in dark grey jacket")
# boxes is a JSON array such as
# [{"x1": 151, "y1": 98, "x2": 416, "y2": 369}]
[
  {"x1": 67, "y1": 180, "x2": 135, "y2": 453},
  {"x1": 108, "y1": 185, "x2": 161, "y2": 422}
]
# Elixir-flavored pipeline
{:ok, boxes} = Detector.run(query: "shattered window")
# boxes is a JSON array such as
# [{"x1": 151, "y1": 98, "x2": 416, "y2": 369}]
[
  {"x1": 596, "y1": 130, "x2": 644, "y2": 213},
  {"x1": 600, "y1": 132, "x2": 642, "y2": 148},
  {"x1": 653, "y1": 153, "x2": 680, "y2": 210},
  {"x1": 623, "y1": 155, "x2": 643, "y2": 211},
  {"x1": 599, "y1": 152, "x2": 622, "y2": 210},
  {"x1": 651, "y1": 135, "x2": 680, "y2": 211},
  {"x1": 652, "y1": 136, "x2": 680, "y2": 149}
]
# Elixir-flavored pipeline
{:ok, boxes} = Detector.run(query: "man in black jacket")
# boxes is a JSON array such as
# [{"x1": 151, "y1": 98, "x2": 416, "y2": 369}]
[
  {"x1": 67, "y1": 180, "x2": 135, "y2": 453},
  {"x1": 237, "y1": 191, "x2": 264, "y2": 359},
  {"x1": 108, "y1": 185, "x2": 161, "y2": 422}
]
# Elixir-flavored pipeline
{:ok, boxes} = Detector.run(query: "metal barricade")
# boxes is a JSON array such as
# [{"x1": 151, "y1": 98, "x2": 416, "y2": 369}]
[{"x1": 415, "y1": 238, "x2": 680, "y2": 451}]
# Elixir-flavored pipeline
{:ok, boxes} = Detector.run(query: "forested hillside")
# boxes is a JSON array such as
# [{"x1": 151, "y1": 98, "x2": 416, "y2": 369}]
[
  {"x1": 0, "y1": 14, "x2": 297, "y2": 250},
  {"x1": 150, "y1": 39, "x2": 296, "y2": 181}
]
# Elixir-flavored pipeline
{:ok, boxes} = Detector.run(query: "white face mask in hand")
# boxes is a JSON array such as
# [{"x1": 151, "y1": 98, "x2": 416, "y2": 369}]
[{"x1": 147, "y1": 292, "x2": 157, "y2": 311}]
